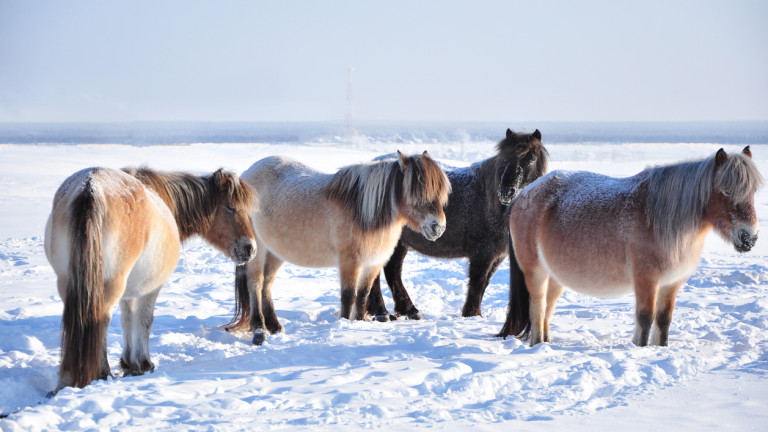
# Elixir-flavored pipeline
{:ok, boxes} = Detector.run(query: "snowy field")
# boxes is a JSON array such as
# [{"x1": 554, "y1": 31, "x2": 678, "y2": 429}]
[{"x1": 1, "y1": 137, "x2": 767, "y2": 431}]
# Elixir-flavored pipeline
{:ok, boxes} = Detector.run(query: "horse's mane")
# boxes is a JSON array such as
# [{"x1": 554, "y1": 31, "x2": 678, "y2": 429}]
[
  {"x1": 477, "y1": 129, "x2": 549, "y2": 203},
  {"x1": 325, "y1": 153, "x2": 450, "y2": 231},
  {"x1": 124, "y1": 167, "x2": 254, "y2": 240},
  {"x1": 646, "y1": 151, "x2": 763, "y2": 257}
]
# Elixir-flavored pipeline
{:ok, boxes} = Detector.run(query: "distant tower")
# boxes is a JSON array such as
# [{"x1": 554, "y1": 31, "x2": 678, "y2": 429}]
[{"x1": 344, "y1": 66, "x2": 356, "y2": 139}]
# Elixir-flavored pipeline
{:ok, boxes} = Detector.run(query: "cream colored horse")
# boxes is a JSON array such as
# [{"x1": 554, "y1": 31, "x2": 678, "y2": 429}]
[
  {"x1": 226, "y1": 151, "x2": 451, "y2": 344},
  {"x1": 45, "y1": 167, "x2": 256, "y2": 391},
  {"x1": 498, "y1": 147, "x2": 763, "y2": 347}
]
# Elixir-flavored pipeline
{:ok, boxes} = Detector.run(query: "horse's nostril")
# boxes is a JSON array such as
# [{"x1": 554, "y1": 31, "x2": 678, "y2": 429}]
[{"x1": 243, "y1": 243, "x2": 254, "y2": 257}]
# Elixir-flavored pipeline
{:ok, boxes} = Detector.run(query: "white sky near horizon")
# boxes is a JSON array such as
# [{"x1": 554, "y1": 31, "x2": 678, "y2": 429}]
[{"x1": 0, "y1": 1, "x2": 766, "y2": 123}]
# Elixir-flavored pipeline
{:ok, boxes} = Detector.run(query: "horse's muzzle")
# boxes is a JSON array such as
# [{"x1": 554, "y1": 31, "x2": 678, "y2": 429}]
[
  {"x1": 232, "y1": 240, "x2": 257, "y2": 265},
  {"x1": 498, "y1": 189, "x2": 515, "y2": 206},
  {"x1": 734, "y1": 230, "x2": 757, "y2": 253},
  {"x1": 423, "y1": 221, "x2": 446, "y2": 241}
]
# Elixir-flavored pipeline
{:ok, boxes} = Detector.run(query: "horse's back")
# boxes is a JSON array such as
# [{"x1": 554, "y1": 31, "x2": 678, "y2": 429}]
[{"x1": 242, "y1": 156, "x2": 340, "y2": 267}]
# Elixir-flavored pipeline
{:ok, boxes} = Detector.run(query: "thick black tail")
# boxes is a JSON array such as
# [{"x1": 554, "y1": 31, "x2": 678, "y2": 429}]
[
  {"x1": 225, "y1": 264, "x2": 251, "y2": 331},
  {"x1": 496, "y1": 232, "x2": 531, "y2": 340},
  {"x1": 61, "y1": 178, "x2": 108, "y2": 388}
]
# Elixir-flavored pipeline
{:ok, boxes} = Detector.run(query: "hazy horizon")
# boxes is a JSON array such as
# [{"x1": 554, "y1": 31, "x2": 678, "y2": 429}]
[{"x1": 1, "y1": 1, "x2": 766, "y2": 123}]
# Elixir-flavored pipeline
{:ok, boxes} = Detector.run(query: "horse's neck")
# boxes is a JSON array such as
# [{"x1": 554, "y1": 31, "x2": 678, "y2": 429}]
[
  {"x1": 475, "y1": 156, "x2": 506, "y2": 208},
  {"x1": 160, "y1": 177, "x2": 215, "y2": 241}
]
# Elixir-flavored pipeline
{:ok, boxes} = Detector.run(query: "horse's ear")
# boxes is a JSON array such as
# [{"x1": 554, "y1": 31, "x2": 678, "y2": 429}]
[
  {"x1": 422, "y1": 150, "x2": 431, "y2": 159},
  {"x1": 397, "y1": 150, "x2": 410, "y2": 172},
  {"x1": 213, "y1": 168, "x2": 231, "y2": 189},
  {"x1": 714, "y1": 148, "x2": 728, "y2": 170},
  {"x1": 532, "y1": 129, "x2": 542, "y2": 141},
  {"x1": 743, "y1": 146, "x2": 752, "y2": 159},
  {"x1": 506, "y1": 128, "x2": 514, "y2": 138}
]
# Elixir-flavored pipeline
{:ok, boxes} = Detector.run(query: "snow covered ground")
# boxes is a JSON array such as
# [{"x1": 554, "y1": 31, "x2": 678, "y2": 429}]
[{"x1": 1, "y1": 137, "x2": 767, "y2": 431}]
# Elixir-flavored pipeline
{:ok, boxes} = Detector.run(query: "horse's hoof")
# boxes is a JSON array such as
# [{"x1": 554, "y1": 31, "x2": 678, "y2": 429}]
[
  {"x1": 374, "y1": 314, "x2": 390, "y2": 323},
  {"x1": 46, "y1": 390, "x2": 57, "y2": 399},
  {"x1": 252, "y1": 331, "x2": 267, "y2": 346},
  {"x1": 408, "y1": 311, "x2": 424, "y2": 320}
]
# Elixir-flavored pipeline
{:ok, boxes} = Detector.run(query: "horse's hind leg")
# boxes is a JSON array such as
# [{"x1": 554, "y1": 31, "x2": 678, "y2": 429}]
[
  {"x1": 462, "y1": 255, "x2": 504, "y2": 317},
  {"x1": 366, "y1": 276, "x2": 394, "y2": 322},
  {"x1": 120, "y1": 287, "x2": 160, "y2": 375},
  {"x1": 651, "y1": 281, "x2": 683, "y2": 346},
  {"x1": 382, "y1": 242, "x2": 422, "y2": 320},
  {"x1": 526, "y1": 268, "x2": 550, "y2": 346},
  {"x1": 543, "y1": 278, "x2": 564, "y2": 343}
]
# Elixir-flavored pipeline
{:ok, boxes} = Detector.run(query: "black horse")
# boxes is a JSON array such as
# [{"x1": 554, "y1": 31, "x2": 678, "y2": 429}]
[{"x1": 366, "y1": 128, "x2": 549, "y2": 320}]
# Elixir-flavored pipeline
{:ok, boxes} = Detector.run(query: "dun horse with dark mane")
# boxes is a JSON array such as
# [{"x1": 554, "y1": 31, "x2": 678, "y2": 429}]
[
  {"x1": 498, "y1": 147, "x2": 763, "y2": 346},
  {"x1": 45, "y1": 167, "x2": 256, "y2": 391},
  {"x1": 366, "y1": 129, "x2": 548, "y2": 320},
  {"x1": 225, "y1": 151, "x2": 451, "y2": 344}
]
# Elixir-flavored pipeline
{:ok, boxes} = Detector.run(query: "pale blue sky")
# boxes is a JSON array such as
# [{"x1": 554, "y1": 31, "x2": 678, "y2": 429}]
[{"x1": 1, "y1": 1, "x2": 766, "y2": 122}]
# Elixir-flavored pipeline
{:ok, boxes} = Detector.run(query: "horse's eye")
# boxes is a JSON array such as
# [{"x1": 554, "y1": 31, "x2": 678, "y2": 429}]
[
  {"x1": 721, "y1": 191, "x2": 730, "y2": 197},
  {"x1": 224, "y1": 204, "x2": 236, "y2": 213}
]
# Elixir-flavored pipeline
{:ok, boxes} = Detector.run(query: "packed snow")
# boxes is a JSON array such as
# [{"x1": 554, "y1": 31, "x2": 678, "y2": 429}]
[{"x1": 1, "y1": 137, "x2": 767, "y2": 431}]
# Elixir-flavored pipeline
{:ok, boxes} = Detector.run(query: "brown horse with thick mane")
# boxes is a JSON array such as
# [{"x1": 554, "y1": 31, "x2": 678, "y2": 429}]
[
  {"x1": 499, "y1": 147, "x2": 763, "y2": 347},
  {"x1": 45, "y1": 167, "x2": 256, "y2": 391},
  {"x1": 225, "y1": 151, "x2": 451, "y2": 344}
]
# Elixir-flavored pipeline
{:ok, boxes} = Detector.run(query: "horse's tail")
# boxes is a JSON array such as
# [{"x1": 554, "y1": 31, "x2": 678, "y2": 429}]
[
  {"x1": 61, "y1": 179, "x2": 109, "y2": 388},
  {"x1": 496, "y1": 231, "x2": 531, "y2": 341},
  {"x1": 225, "y1": 264, "x2": 251, "y2": 331}
]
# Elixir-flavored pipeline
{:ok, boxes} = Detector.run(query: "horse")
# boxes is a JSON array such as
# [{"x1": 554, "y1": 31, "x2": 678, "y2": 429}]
[
  {"x1": 365, "y1": 129, "x2": 548, "y2": 320},
  {"x1": 44, "y1": 166, "x2": 257, "y2": 390},
  {"x1": 498, "y1": 146, "x2": 763, "y2": 347},
  {"x1": 224, "y1": 151, "x2": 451, "y2": 344}
]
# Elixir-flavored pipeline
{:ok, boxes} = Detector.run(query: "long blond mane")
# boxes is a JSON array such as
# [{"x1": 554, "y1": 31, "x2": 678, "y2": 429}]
[
  {"x1": 646, "y1": 151, "x2": 763, "y2": 257},
  {"x1": 325, "y1": 153, "x2": 450, "y2": 231}
]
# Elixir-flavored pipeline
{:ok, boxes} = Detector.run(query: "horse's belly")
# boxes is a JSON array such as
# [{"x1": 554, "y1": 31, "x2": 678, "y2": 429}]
[
  {"x1": 256, "y1": 226, "x2": 337, "y2": 268},
  {"x1": 539, "y1": 249, "x2": 634, "y2": 298}
]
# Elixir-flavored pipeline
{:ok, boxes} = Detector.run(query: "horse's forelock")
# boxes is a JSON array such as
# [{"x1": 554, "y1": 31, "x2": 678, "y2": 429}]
[
  {"x1": 715, "y1": 153, "x2": 764, "y2": 204},
  {"x1": 496, "y1": 130, "x2": 549, "y2": 165},
  {"x1": 405, "y1": 154, "x2": 450, "y2": 206},
  {"x1": 212, "y1": 170, "x2": 255, "y2": 207}
]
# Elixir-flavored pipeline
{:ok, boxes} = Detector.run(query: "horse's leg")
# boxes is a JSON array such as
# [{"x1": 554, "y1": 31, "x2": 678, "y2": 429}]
[
  {"x1": 338, "y1": 260, "x2": 361, "y2": 320},
  {"x1": 525, "y1": 268, "x2": 550, "y2": 346},
  {"x1": 651, "y1": 281, "x2": 683, "y2": 346},
  {"x1": 462, "y1": 255, "x2": 504, "y2": 317},
  {"x1": 365, "y1": 275, "x2": 394, "y2": 322},
  {"x1": 354, "y1": 267, "x2": 382, "y2": 321},
  {"x1": 119, "y1": 287, "x2": 160, "y2": 375},
  {"x1": 543, "y1": 278, "x2": 564, "y2": 343},
  {"x1": 260, "y1": 252, "x2": 284, "y2": 335},
  {"x1": 244, "y1": 254, "x2": 268, "y2": 345},
  {"x1": 631, "y1": 277, "x2": 659, "y2": 347},
  {"x1": 382, "y1": 242, "x2": 421, "y2": 319}
]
